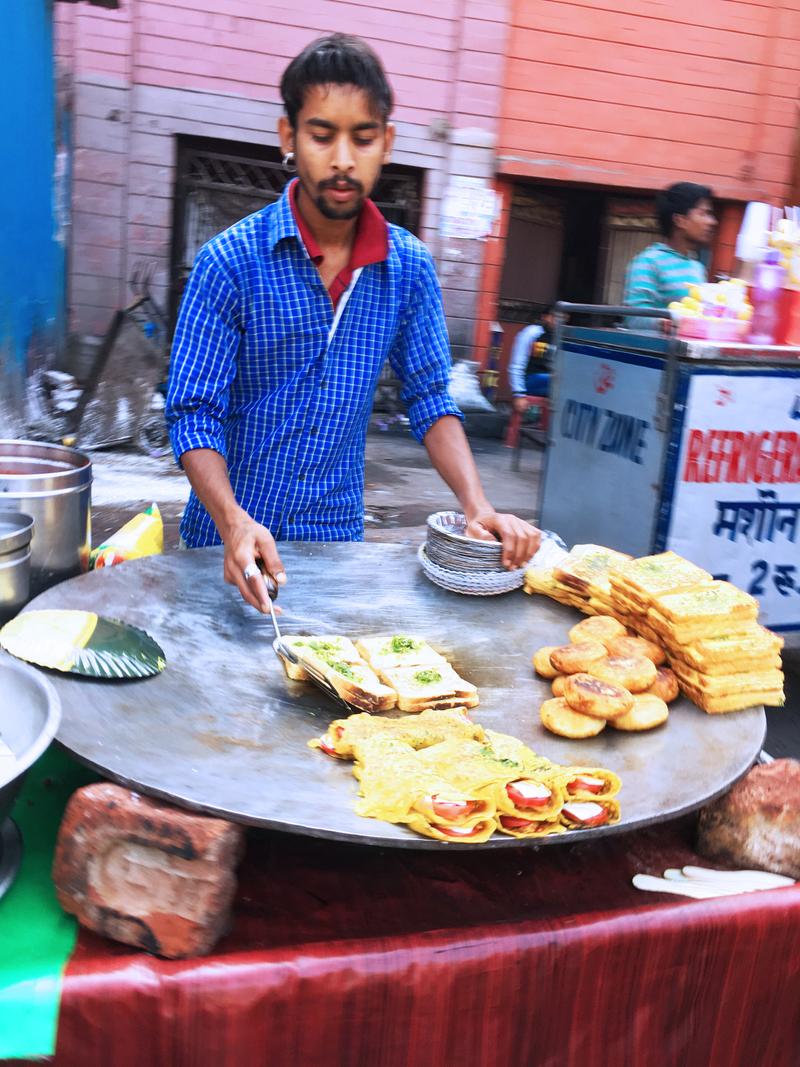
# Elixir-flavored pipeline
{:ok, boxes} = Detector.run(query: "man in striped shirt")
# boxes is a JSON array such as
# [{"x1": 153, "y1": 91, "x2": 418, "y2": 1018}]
[
  {"x1": 167, "y1": 34, "x2": 540, "y2": 612},
  {"x1": 622, "y1": 182, "x2": 717, "y2": 331}
]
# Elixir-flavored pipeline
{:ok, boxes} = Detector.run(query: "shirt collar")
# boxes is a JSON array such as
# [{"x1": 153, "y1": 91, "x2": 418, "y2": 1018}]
[
  {"x1": 285, "y1": 178, "x2": 389, "y2": 268},
  {"x1": 653, "y1": 241, "x2": 697, "y2": 261}
]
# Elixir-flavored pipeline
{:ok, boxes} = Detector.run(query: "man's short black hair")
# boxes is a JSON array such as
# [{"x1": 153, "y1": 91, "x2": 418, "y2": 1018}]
[
  {"x1": 280, "y1": 34, "x2": 394, "y2": 129},
  {"x1": 656, "y1": 182, "x2": 713, "y2": 236}
]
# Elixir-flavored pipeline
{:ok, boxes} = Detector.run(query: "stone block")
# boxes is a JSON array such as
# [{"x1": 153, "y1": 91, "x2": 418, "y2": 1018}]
[{"x1": 53, "y1": 782, "x2": 245, "y2": 958}]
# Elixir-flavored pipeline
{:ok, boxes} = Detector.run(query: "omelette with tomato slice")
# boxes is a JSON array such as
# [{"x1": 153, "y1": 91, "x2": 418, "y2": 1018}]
[
  {"x1": 354, "y1": 737, "x2": 497, "y2": 843},
  {"x1": 415, "y1": 738, "x2": 566, "y2": 822}
]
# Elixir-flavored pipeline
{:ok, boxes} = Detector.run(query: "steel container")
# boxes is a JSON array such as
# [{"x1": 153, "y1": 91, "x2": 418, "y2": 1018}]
[
  {"x1": 0, "y1": 440, "x2": 91, "y2": 596},
  {"x1": 0, "y1": 511, "x2": 34, "y2": 622}
]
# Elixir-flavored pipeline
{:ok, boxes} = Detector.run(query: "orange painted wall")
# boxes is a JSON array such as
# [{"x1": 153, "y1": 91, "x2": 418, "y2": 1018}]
[{"x1": 498, "y1": 0, "x2": 800, "y2": 204}]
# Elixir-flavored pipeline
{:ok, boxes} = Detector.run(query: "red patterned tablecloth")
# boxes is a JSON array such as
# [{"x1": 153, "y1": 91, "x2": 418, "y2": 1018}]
[{"x1": 43, "y1": 819, "x2": 800, "y2": 1067}]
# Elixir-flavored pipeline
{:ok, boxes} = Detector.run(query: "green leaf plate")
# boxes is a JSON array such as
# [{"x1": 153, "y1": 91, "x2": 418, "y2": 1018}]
[{"x1": 0, "y1": 610, "x2": 166, "y2": 679}]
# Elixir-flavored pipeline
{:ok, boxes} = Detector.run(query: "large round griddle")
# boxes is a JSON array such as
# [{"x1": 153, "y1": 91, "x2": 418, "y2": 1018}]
[{"x1": 28, "y1": 544, "x2": 764, "y2": 849}]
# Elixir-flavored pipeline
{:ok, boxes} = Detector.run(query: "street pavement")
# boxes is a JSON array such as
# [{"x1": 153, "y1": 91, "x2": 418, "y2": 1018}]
[{"x1": 88, "y1": 426, "x2": 798, "y2": 758}]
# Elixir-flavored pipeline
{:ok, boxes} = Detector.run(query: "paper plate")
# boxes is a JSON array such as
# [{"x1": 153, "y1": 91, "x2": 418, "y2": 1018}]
[{"x1": 0, "y1": 609, "x2": 166, "y2": 679}]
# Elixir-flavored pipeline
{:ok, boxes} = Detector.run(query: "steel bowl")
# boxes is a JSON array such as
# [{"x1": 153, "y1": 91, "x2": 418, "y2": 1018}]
[
  {"x1": 0, "y1": 656, "x2": 62, "y2": 896},
  {"x1": 0, "y1": 511, "x2": 34, "y2": 623}
]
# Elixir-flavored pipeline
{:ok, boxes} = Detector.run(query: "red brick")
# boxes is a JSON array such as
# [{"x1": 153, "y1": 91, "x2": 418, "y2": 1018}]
[
  {"x1": 53, "y1": 783, "x2": 245, "y2": 958},
  {"x1": 697, "y1": 759, "x2": 800, "y2": 880}
]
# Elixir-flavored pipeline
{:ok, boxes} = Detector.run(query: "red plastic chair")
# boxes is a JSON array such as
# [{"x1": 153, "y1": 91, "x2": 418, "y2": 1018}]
[{"x1": 507, "y1": 399, "x2": 550, "y2": 469}]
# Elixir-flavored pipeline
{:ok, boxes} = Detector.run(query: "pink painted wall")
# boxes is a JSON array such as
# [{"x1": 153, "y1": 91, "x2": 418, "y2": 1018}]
[
  {"x1": 498, "y1": 0, "x2": 800, "y2": 204},
  {"x1": 56, "y1": 0, "x2": 511, "y2": 345}
]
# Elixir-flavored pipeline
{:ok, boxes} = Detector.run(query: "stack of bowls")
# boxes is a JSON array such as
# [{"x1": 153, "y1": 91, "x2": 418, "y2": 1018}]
[
  {"x1": 0, "y1": 512, "x2": 34, "y2": 623},
  {"x1": 418, "y1": 511, "x2": 563, "y2": 596}
]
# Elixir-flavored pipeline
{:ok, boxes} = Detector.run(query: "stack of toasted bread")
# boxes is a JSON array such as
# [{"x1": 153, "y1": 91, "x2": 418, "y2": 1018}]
[
  {"x1": 279, "y1": 633, "x2": 479, "y2": 714},
  {"x1": 643, "y1": 583, "x2": 785, "y2": 713},
  {"x1": 523, "y1": 544, "x2": 632, "y2": 615},
  {"x1": 607, "y1": 551, "x2": 713, "y2": 641},
  {"x1": 526, "y1": 547, "x2": 785, "y2": 715}
]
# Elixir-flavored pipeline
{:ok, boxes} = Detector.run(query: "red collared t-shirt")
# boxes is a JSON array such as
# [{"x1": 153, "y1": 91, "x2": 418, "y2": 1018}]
[{"x1": 289, "y1": 180, "x2": 389, "y2": 308}]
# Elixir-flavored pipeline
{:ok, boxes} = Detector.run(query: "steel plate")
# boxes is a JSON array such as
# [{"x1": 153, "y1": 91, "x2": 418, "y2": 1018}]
[{"x1": 29, "y1": 544, "x2": 765, "y2": 849}]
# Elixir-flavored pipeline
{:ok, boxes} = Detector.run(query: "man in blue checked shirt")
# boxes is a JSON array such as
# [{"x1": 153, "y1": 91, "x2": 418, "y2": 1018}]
[{"x1": 167, "y1": 34, "x2": 540, "y2": 613}]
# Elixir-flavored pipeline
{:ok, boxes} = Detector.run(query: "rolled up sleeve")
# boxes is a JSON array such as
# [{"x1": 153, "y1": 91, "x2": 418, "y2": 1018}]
[
  {"x1": 166, "y1": 247, "x2": 243, "y2": 464},
  {"x1": 388, "y1": 248, "x2": 463, "y2": 443}
]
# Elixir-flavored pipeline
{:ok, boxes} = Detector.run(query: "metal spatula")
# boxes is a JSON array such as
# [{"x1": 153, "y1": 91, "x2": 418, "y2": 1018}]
[{"x1": 249, "y1": 562, "x2": 355, "y2": 712}]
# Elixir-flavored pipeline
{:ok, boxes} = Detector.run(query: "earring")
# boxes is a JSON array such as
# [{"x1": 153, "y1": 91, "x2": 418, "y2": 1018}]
[{"x1": 282, "y1": 151, "x2": 296, "y2": 173}]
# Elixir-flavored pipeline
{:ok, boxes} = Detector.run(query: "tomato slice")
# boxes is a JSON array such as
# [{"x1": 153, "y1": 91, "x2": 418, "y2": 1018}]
[
  {"x1": 499, "y1": 814, "x2": 536, "y2": 831},
  {"x1": 431, "y1": 795, "x2": 481, "y2": 821},
  {"x1": 506, "y1": 779, "x2": 552, "y2": 809},
  {"x1": 567, "y1": 774, "x2": 606, "y2": 796},
  {"x1": 562, "y1": 802, "x2": 609, "y2": 827},
  {"x1": 434, "y1": 821, "x2": 487, "y2": 838},
  {"x1": 317, "y1": 734, "x2": 338, "y2": 757}
]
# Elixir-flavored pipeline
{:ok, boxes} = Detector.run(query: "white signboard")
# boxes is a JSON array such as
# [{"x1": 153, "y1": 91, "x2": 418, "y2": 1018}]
[
  {"x1": 666, "y1": 371, "x2": 800, "y2": 631},
  {"x1": 440, "y1": 177, "x2": 498, "y2": 240}
]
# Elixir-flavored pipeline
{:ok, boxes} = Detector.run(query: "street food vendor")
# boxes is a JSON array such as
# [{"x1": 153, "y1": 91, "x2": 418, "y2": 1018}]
[
  {"x1": 166, "y1": 33, "x2": 540, "y2": 612},
  {"x1": 623, "y1": 182, "x2": 717, "y2": 330}
]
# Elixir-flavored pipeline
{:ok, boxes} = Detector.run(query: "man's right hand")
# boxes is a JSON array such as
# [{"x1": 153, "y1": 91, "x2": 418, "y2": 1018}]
[
  {"x1": 222, "y1": 515, "x2": 286, "y2": 613},
  {"x1": 512, "y1": 396, "x2": 530, "y2": 415}
]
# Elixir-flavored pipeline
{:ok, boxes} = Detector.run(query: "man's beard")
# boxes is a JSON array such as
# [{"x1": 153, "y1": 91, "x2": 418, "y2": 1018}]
[{"x1": 314, "y1": 176, "x2": 368, "y2": 220}]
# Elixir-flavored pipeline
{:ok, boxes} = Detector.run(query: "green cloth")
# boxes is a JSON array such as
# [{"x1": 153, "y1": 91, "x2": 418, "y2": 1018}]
[{"x1": 0, "y1": 746, "x2": 97, "y2": 1060}]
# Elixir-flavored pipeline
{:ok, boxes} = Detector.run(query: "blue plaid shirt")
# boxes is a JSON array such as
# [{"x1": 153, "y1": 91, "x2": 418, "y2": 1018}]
[{"x1": 167, "y1": 183, "x2": 462, "y2": 547}]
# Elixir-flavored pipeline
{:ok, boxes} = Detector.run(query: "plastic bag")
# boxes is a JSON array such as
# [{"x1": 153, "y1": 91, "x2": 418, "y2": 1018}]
[
  {"x1": 449, "y1": 360, "x2": 495, "y2": 413},
  {"x1": 90, "y1": 502, "x2": 163, "y2": 569}
]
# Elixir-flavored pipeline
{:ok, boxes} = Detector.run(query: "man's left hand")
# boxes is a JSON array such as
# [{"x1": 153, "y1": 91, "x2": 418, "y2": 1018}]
[{"x1": 464, "y1": 509, "x2": 542, "y2": 569}]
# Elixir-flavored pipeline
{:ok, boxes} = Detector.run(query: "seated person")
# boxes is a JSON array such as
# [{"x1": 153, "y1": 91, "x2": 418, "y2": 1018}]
[{"x1": 507, "y1": 305, "x2": 555, "y2": 414}]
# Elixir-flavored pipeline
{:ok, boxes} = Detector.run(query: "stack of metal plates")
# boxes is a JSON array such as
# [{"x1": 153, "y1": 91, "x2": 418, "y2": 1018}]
[
  {"x1": 425, "y1": 511, "x2": 504, "y2": 572},
  {"x1": 420, "y1": 512, "x2": 565, "y2": 596}
]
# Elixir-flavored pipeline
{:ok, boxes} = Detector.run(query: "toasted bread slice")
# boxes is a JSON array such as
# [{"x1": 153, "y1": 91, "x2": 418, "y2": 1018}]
[
  {"x1": 379, "y1": 664, "x2": 479, "y2": 713},
  {"x1": 280, "y1": 635, "x2": 361, "y2": 681},
  {"x1": 647, "y1": 612, "x2": 759, "y2": 646},
  {"x1": 609, "y1": 551, "x2": 713, "y2": 610},
  {"x1": 554, "y1": 544, "x2": 632, "y2": 597},
  {"x1": 672, "y1": 650, "x2": 782, "y2": 677},
  {"x1": 523, "y1": 566, "x2": 560, "y2": 596},
  {"x1": 650, "y1": 581, "x2": 759, "y2": 626},
  {"x1": 673, "y1": 626, "x2": 783, "y2": 673},
  {"x1": 356, "y1": 634, "x2": 447, "y2": 672},
  {"x1": 322, "y1": 658, "x2": 398, "y2": 712},
  {"x1": 670, "y1": 659, "x2": 784, "y2": 696},
  {"x1": 679, "y1": 680, "x2": 785, "y2": 714}
]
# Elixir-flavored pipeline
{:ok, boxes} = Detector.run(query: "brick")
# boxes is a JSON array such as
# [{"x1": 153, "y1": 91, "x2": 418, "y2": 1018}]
[
  {"x1": 697, "y1": 759, "x2": 800, "y2": 880},
  {"x1": 53, "y1": 782, "x2": 245, "y2": 958}
]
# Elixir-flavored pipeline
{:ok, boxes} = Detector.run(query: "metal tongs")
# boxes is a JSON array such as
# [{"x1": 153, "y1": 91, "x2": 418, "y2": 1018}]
[{"x1": 252, "y1": 562, "x2": 355, "y2": 711}]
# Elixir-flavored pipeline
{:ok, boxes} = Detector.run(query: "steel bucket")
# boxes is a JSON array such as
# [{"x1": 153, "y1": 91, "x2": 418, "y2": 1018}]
[
  {"x1": 0, "y1": 440, "x2": 91, "y2": 596},
  {"x1": 0, "y1": 511, "x2": 34, "y2": 623}
]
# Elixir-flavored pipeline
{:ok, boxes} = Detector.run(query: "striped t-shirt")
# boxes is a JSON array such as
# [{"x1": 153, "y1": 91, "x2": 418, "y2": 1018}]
[{"x1": 622, "y1": 242, "x2": 707, "y2": 330}]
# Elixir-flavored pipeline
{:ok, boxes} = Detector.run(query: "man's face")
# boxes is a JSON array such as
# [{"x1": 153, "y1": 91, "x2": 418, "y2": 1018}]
[
  {"x1": 280, "y1": 84, "x2": 394, "y2": 221},
  {"x1": 675, "y1": 197, "x2": 717, "y2": 248}
]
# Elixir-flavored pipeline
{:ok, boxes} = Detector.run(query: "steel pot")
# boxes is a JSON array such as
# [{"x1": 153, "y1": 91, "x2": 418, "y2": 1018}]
[
  {"x1": 0, "y1": 511, "x2": 34, "y2": 622},
  {"x1": 0, "y1": 440, "x2": 91, "y2": 596}
]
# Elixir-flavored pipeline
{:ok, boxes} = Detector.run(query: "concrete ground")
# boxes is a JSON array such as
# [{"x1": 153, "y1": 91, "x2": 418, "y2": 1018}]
[{"x1": 88, "y1": 426, "x2": 798, "y2": 758}]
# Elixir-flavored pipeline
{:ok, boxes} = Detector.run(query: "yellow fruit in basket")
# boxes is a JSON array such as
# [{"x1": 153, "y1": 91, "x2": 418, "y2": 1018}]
[
  {"x1": 682, "y1": 297, "x2": 701, "y2": 312},
  {"x1": 668, "y1": 301, "x2": 683, "y2": 312},
  {"x1": 688, "y1": 285, "x2": 702, "y2": 300},
  {"x1": 737, "y1": 306, "x2": 753, "y2": 321}
]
